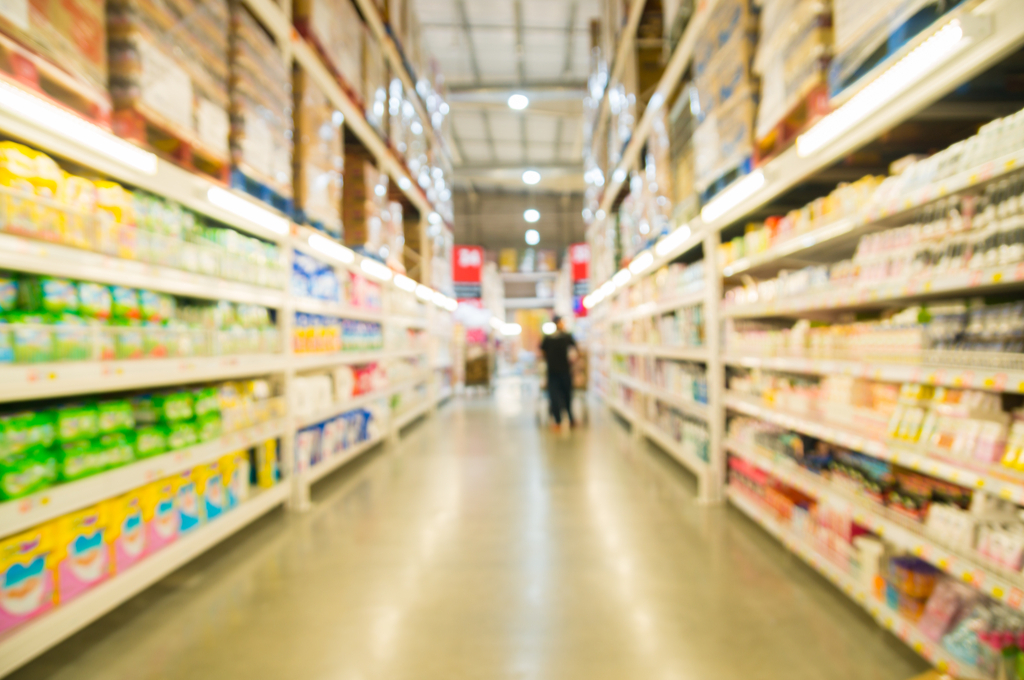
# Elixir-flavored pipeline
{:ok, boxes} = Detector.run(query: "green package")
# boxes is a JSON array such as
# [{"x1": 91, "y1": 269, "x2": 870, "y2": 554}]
[
  {"x1": 134, "y1": 392, "x2": 194, "y2": 424},
  {"x1": 97, "y1": 432, "x2": 135, "y2": 469},
  {"x1": 134, "y1": 426, "x2": 167, "y2": 458},
  {"x1": 0, "y1": 412, "x2": 56, "y2": 455},
  {"x1": 110, "y1": 286, "x2": 140, "y2": 320},
  {"x1": 0, "y1": 319, "x2": 12, "y2": 364},
  {"x1": 112, "y1": 320, "x2": 143, "y2": 360},
  {"x1": 53, "y1": 313, "x2": 90, "y2": 361},
  {"x1": 196, "y1": 413, "x2": 222, "y2": 442},
  {"x1": 193, "y1": 387, "x2": 220, "y2": 418},
  {"x1": 97, "y1": 400, "x2": 134, "y2": 433},
  {"x1": 9, "y1": 312, "x2": 53, "y2": 363},
  {"x1": 56, "y1": 440, "x2": 106, "y2": 482},
  {"x1": 78, "y1": 282, "x2": 112, "y2": 320},
  {"x1": 0, "y1": 447, "x2": 56, "y2": 499},
  {"x1": 166, "y1": 421, "x2": 197, "y2": 450},
  {"x1": 18, "y1": 277, "x2": 78, "y2": 314},
  {"x1": 142, "y1": 321, "x2": 168, "y2": 358},
  {"x1": 0, "y1": 274, "x2": 16, "y2": 312},
  {"x1": 57, "y1": 404, "x2": 99, "y2": 442},
  {"x1": 139, "y1": 290, "x2": 174, "y2": 322}
]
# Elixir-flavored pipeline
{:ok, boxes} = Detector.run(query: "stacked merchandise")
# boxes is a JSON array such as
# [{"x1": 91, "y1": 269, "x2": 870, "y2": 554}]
[
  {"x1": 229, "y1": 3, "x2": 292, "y2": 200},
  {"x1": 293, "y1": 70, "x2": 344, "y2": 239},
  {"x1": 651, "y1": 359, "x2": 709, "y2": 404},
  {"x1": 108, "y1": 0, "x2": 230, "y2": 156},
  {"x1": 691, "y1": 0, "x2": 757, "y2": 197},
  {"x1": 663, "y1": 0, "x2": 695, "y2": 52},
  {"x1": 292, "y1": 315, "x2": 383, "y2": 354},
  {"x1": 293, "y1": 0, "x2": 364, "y2": 104},
  {"x1": 0, "y1": 379, "x2": 282, "y2": 500},
  {"x1": 291, "y1": 362, "x2": 388, "y2": 418},
  {"x1": 0, "y1": 441, "x2": 277, "y2": 635},
  {"x1": 294, "y1": 405, "x2": 384, "y2": 471},
  {"x1": 667, "y1": 84, "x2": 700, "y2": 226},
  {"x1": 291, "y1": 250, "x2": 342, "y2": 302},
  {"x1": 343, "y1": 145, "x2": 389, "y2": 260},
  {"x1": 608, "y1": 262, "x2": 705, "y2": 317},
  {"x1": 651, "y1": 402, "x2": 710, "y2": 461},
  {"x1": 611, "y1": 304, "x2": 705, "y2": 349},
  {"x1": 364, "y1": 34, "x2": 388, "y2": 133},
  {"x1": 0, "y1": 141, "x2": 286, "y2": 289},
  {"x1": 388, "y1": 78, "x2": 429, "y2": 180},
  {"x1": 0, "y1": 274, "x2": 279, "y2": 364},
  {"x1": 752, "y1": 0, "x2": 832, "y2": 151}
]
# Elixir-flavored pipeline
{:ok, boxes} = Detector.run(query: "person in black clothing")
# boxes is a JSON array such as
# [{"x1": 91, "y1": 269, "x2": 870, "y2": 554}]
[{"x1": 540, "y1": 315, "x2": 578, "y2": 428}]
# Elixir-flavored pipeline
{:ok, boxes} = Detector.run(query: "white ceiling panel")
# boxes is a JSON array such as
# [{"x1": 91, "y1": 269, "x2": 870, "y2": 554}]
[
  {"x1": 413, "y1": 0, "x2": 460, "y2": 24},
  {"x1": 529, "y1": 144, "x2": 557, "y2": 163},
  {"x1": 521, "y1": 0, "x2": 570, "y2": 29},
  {"x1": 464, "y1": 0, "x2": 516, "y2": 25},
  {"x1": 486, "y1": 111, "x2": 522, "y2": 142},
  {"x1": 557, "y1": 142, "x2": 578, "y2": 161},
  {"x1": 525, "y1": 116, "x2": 558, "y2": 144},
  {"x1": 452, "y1": 111, "x2": 489, "y2": 140},
  {"x1": 495, "y1": 141, "x2": 524, "y2": 164},
  {"x1": 458, "y1": 140, "x2": 494, "y2": 163}
]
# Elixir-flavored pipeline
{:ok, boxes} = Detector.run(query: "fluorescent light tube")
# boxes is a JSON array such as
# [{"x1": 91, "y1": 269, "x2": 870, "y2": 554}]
[
  {"x1": 442, "y1": 297, "x2": 458, "y2": 311},
  {"x1": 0, "y1": 81, "x2": 158, "y2": 175},
  {"x1": 612, "y1": 269, "x2": 632, "y2": 288},
  {"x1": 430, "y1": 291, "x2": 447, "y2": 306},
  {"x1": 415, "y1": 285, "x2": 433, "y2": 301},
  {"x1": 360, "y1": 258, "x2": 394, "y2": 281},
  {"x1": 394, "y1": 274, "x2": 417, "y2": 292},
  {"x1": 502, "y1": 323, "x2": 522, "y2": 336},
  {"x1": 700, "y1": 171, "x2": 765, "y2": 224},
  {"x1": 628, "y1": 252, "x2": 654, "y2": 275},
  {"x1": 208, "y1": 187, "x2": 290, "y2": 236},
  {"x1": 656, "y1": 224, "x2": 692, "y2": 256},
  {"x1": 797, "y1": 20, "x2": 969, "y2": 158},
  {"x1": 490, "y1": 317, "x2": 504, "y2": 330},
  {"x1": 308, "y1": 233, "x2": 355, "y2": 263}
]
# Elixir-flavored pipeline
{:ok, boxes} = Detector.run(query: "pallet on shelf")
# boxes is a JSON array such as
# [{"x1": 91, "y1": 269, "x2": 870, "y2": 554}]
[
  {"x1": 112, "y1": 102, "x2": 230, "y2": 183},
  {"x1": 754, "y1": 83, "x2": 831, "y2": 165},
  {"x1": 230, "y1": 165, "x2": 294, "y2": 216}
]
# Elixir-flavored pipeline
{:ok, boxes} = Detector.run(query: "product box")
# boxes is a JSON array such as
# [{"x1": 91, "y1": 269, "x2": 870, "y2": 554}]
[
  {"x1": 293, "y1": 0, "x2": 364, "y2": 102},
  {"x1": 293, "y1": 68, "x2": 343, "y2": 238},
  {"x1": 54, "y1": 503, "x2": 111, "y2": 603},
  {"x1": 220, "y1": 451, "x2": 249, "y2": 509},
  {"x1": 195, "y1": 462, "x2": 227, "y2": 522},
  {"x1": 0, "y1": 523, "x2": 57, "y2": 635},
  {"x1": 146, "y1": 478, "x2": 179, "y2": 552},
  {"x1": 498, "y1": 249, "x2": 518, "y2": 273},
  {"x1": 175, "y1": 469, "x2": 202, "y2": 533},
  {"x1": 108, "y1": 486, "x2": 154, "y2": 573},
  {"x1": 255, "y1": 438, "x2": 278, "y2": 488},
  {"x1": 363, "y1": 32, "x2": 388, "y2": 132}
]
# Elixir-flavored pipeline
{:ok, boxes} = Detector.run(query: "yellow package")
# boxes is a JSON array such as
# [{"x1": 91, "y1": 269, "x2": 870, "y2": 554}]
[
  {"x1": 95, "y1": 180, "x2": 137, "y2": 259},
  {"x1": 195, "y1": 461, "x2": 227, "y2": 522},
  {"x1": 62, "y1": 174, "x2": 97, "y2": 249},
  {"x1": 0, "y1": 141, "x2": 64, "y2": 236},
  {"x1": 107, "y1": 486, "x2": 156, "y2": 573},
  {"x1": 174, "y1": 469, "x2": 203, "y2": 534},
  {"x1": 220, "y1": 451, "x2": 251, "y2": 508},
  {"x1": 54, "y1": 503, "x2": 112, "y2": 603},
  {"x1": 0, "y1": 522, "x2": 58, "y2": 635},
  {"x1": 256, "y1": 439, "x2": 277, "y2": 489},
  {"x1": 147, "y1": 477, "x2": 180, "y2": 553}
]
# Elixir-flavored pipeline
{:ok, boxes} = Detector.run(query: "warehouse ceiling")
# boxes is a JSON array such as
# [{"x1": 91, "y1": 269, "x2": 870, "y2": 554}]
[{"x1": 416, "y1": 0, "x2": 599, "y2": 192}]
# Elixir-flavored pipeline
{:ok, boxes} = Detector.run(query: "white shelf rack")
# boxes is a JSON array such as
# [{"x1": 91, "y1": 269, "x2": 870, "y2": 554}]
[
  {"x1": 723, "y1": 355, "x2": 1024, "y2": 395},
  {"x1": 0, "y1": 419, "x2": 286, "y2": 540},
  {"x1": 295, "y1": 373, "x2": 431, "y2": 430},
  {"x1": 726, "y1": 438, "x2": 1024, "y2": 615},
  {"x1": 727, "y1": 487, "x2": 985, "y2": 679},
  {"x1": 305, "y1": 433, "x2": 386, "y2": 485},
  {"x1": 606, "y1": 290, "x2": 706, "y2": 323},
  {"x1": 608, "y1": 344, "x2": 709, "y2": 362},
  {"x1": 291, "y1": 298, "x2": 387, "y2": 322},
  {"x1": 291, "y1": 348, "x2": 428, "y2": 373},
  {"x1": 0, "y1": 483, "x2": 289, "y2": 679},
  {"x1": 609, "y1": 373, "x2": 709, "y2": 421}
]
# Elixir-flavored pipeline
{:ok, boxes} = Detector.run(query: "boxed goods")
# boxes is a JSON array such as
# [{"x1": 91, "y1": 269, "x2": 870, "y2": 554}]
[
  {"x1": 364, "y1": 32, "x2": 388, "y2": 133},
  {"x1": 108, "y1": 486, "x2": 154, "y2": 572},
  {"x1": 54, "y1": 504, "x2": 111, "y2": 602},
  {"x1": 293, "y1": 69, "x2": 344, "y2": 238},
  {"x1": 0, "y1": 524, "x2": 58, "y2": 635},
  {"x1": 146, "y1": 478, "x2": 179, "y2": 552},
  {"x1": 195, "y1": 461, "x2": 227, "y2": 522},
  {"x1": 108, "y1": 0, "x2": 231, "y2": 155},
  {"x1": 175, "y1": 469, "x2": 202, "y2": 533},
  {"x1": 220, "y1": 451, "x2": 250, "y2": 509},
  {"x1": 293, "y1": 0, "x2": 364, "y2": 102},
  {"x1": 0, "y1": 446, "x2": 57, "y2": 500}
]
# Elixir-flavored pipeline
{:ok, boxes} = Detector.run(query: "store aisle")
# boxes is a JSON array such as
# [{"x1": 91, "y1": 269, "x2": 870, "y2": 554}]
[{"x1": 12, "y1": 382, "x2": 926, "y2": 680}]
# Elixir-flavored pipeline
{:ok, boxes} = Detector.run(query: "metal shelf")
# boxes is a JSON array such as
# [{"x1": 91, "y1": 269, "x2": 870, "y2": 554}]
[
  {"x1": 607, "y1": 290, "x2": 706, "y2": 323},
  {"x1": 0, "y1": 483, "x2": 289, "y2": 678},
  {"x1": 609, "y1": 373, "x2": 710, "y2": 421},
  {"x1": 292, "y1": 297, "x2": 386, "y2": 322},
  {"x1": 0, "y1": 354, "x2": 288, "y2": 403},
  {"x1": 306, "y1": 432, "x2": 386, "y2": 484},
  {"x1": 0, "y1": 419, "x2": 285, "y2": 539},
  {"x1": 295, "y1": 373, "x2": 431, "y2": 429},
  {"x1": 609, "y1": 344, "x2": 709, "y2": 362}
]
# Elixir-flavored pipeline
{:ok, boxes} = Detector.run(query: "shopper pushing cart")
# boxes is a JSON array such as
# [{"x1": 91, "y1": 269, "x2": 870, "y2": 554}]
[{"x1": 540, "y1": 316, "x2": 578, "y2": 429}]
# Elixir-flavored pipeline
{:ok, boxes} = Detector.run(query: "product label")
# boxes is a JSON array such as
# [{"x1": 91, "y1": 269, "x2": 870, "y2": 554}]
[
  {"x1": 196, "y1": 97, "x2": 229, "y2": 157},
  {"x1": 139, "y1": 40, "x2": 193, "y2": 132},
  {"x1": 0, "y1": 0, "x2": 28, "y2": 29}
]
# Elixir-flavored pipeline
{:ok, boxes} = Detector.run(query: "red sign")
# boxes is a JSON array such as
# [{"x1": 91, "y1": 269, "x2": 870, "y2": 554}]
[
  {"x1": 453, "y1": 245, "x2": 484, "y2": 283},
  {"x1": 569, "y1": 243, "x2": 590, "y2": 282}
]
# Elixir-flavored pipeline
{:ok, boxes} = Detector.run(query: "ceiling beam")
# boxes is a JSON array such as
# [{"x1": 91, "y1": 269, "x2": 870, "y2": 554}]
[{"x1": 448, "y1": 81, "x2": 587, "y2": 97}]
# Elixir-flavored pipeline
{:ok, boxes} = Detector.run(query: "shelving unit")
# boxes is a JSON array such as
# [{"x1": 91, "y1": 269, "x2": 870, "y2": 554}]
[{"x1": 584, "y1": 0, "x2": 1024, "y2": 674}]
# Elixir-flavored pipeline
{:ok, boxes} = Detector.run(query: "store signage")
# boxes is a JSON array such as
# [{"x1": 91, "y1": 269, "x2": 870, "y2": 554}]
[
  {"x1": 453, "y1": 245, "x2": 483, "y2": 299},
  {"x1": 569, "y1": 243, "x2": 590, "y2": 282}
]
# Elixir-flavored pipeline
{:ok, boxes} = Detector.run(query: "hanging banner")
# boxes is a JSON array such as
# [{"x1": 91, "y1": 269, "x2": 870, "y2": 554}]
[
  {"x1": 569, "y1": 243, "x2": 590, "y2": 297},
  {"x1": 452, "y1": 245, "x2": 483, "y2": 299}
]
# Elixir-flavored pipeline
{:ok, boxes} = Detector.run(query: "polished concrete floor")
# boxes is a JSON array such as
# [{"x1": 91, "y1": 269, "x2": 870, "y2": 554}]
[{"x1": 12, "y1": 382, "x2": 927, "y2": 680}]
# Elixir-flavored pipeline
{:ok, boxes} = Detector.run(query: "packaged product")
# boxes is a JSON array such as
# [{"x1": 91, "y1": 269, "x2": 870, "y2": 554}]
[
  {"x1": 165, "y1": 421, "x2": 198, "y2": 450},
  {"x1": 56, "y1": 439, "x2": 105, "y2": 482},
  {"x1": 293, "y1": 0, "x2": 364, "y2": 101},
  {"x1": 175, "y1": 469, "x2": 202, "y2": 533},
  {"x1": 0, "y1": 411, "x2": 56, "y2": 454},
  {"x1": 57, "y1": 403, "x2": 99, "y2": 442},
  {"x1": 96, "y1": 432, "x2": 135, "y2": 468},
  {"x1": 146, "y1": 478, "x2": 179, "y2": 552},
  {"x1": 196, "y1": 413, "x2": 222, "y2": 442},
  {"x1": 192, "y1": 387, "x2": 220, "y2": 419},
  {"x1": 63, "y1": 175, "x2": 97, "y2": 248},
  {"x1": 293, "y1": 67, "x2": 343, "y2": 238},
  {"x1": 255, "y1": 439, "x2": 277, "y2": 488},
  {"x1": 195, "y1": 462, "x2": 227, "y2": 521},
  {"x1": 0, "y1": 322, "x2": 12, "y2": 363},
  {"x1": 134, "y1": 426, "x2": 168, "y2": 459},
  {"x1": 54, "y1": 504, "x2": 111, "y2": 602},
  {"x1": 97, "y1": 399, "x2": 135, "y2": 434},
  {"x1": 134, "y1": 392, "x2": 195, "y2": 423},
  {"x1": 0, "y1": 274, "x2": 17, "y2": 312},
  {"x1": 0, "y1": 142, "x2": 64, "y2": 236},
  {"x1": 109, "y1": 286, "x2": 140, "y2": 320},
  {"x1": 53, "y1": 313, "x2": 90, "y2": 361},
  {"x1": 220, "y1": 451, "x2": 249, "y2": 509},
  {"x1": 9, "y1": 313, "x2": 53, "y2": 363},
  {"x1": 0, "y1": 447, "x2": 57, "y2": 499},
  {"x1": 0, "y1": 524, "x2": 58, "y2": 635},
  {"x1": 108, "y1": 486, "x2": 155, "y2": 572},
  {"x1": 77, "y1": 282, "x2": 112, "y2": 320},
  {"x1": 19, "y1": 277, "x2": 78, "y2": 314}
]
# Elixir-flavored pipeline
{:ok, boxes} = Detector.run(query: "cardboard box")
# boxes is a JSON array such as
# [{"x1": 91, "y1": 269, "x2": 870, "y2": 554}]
[
  {"x1": 294, "y1": 67, "x2": 343, "y2": 237},
  {"x1": 293, "y1": 0, "x2": 364, "y2": 101}
]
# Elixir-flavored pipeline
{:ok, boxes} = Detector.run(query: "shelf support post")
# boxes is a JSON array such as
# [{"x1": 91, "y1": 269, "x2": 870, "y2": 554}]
[{"x1": 701, "y1": 229, "x2": 725, "y2": 504}]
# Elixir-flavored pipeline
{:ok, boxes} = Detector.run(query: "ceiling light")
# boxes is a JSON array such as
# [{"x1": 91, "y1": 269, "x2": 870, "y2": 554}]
[
  {"x1": 799, "y1": 20, "x2": 973, "y2": 158},
  {"x1": 612, "y1": 168, "x2": 627, "y2": 183},
  {"x1": 523, "y1": 209, "x2": 540, "y2": 223},
  {"x1": 522, "y1": 170, "x2": 541, "y2": 185},
  {"x1": 374, "y1": 184, "x2": 387, "y2": 197},
  {"x1": 508, "y1": 94, "x2": 529, "y2": 110},
  {"x1": 360, "y1": 258, "x2": 393, "y2": 281},
  {"x1": 415, "y1": 284, "x2": 433, "y2": 301},
  {"x1": 394, "y1": 274, "x2": 417, "y2": 292},
  {"x1": 628, "y1": 252, "x2": 654, "y2": 275},
  {"x1": 442, "y1": 297, "x2": 458, "y2": 311},
  {"x1": 612, "y1": 269, "x2": 632, "y2": 288},
  {"x1": 595, "y1": 209, "x2": 606, "y2": 220},
  {"x1": 583, "y1": 294, "x2": 597, "y2": 309},
  {"x1": 599, "y1": 281, "x2": 616, "y2": 297},
  {"x1": 525, "y1": 229, "x2": 540, "y2": 246},
  {"x1": 431, "y1": 291, "x2": 447, "y2": 307},
  {"x1": 398, "y1": 177, "x2": 412, "y2": 190},
  {"x1": 428, "y1": 211, "x2": 442, "y2": 224},
  {"x1": 0, "y1": 81, "x2": 158, "y2": 175},
  {"x1": 308, "y1": 233, "x2": 355, "y2": 263},
  {"x1": 502, "y1": 323, "x2": 522, "y2": 336},
  {"x1": 208, "y1": 187, "x2": 290, "y2": 236},
  {"x1": 700, "y1": 171, "x2": 765, "y2": 225},
  {"x1": 490, "y1": 317, "x2": 504, "y2": 330},
  {"x1": 542, "y1": 322, "x2": 556, "y2": 334},
  {"x1": 656, "y1": 224, "x2": 692, "y2": 257}
]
